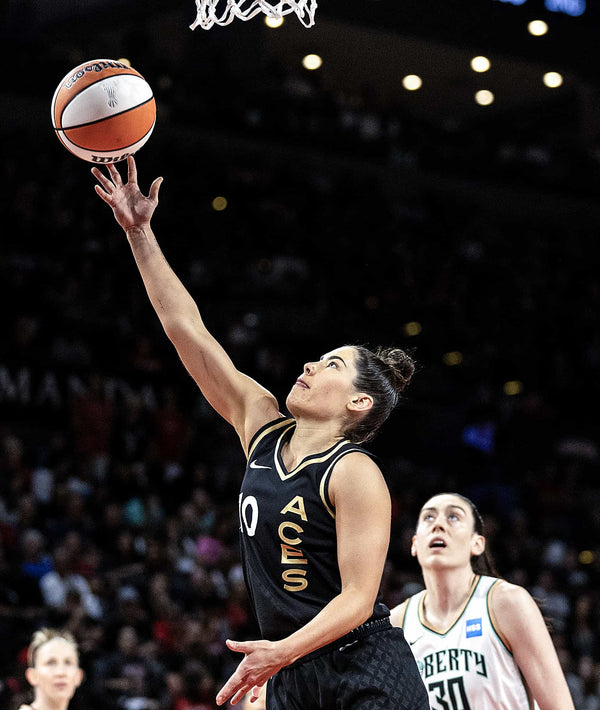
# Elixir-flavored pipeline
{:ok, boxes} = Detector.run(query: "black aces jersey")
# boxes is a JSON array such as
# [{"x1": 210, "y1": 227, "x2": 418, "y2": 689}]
[{"x1": 239, "y1": 417, "x2": 390, "y2": 641}]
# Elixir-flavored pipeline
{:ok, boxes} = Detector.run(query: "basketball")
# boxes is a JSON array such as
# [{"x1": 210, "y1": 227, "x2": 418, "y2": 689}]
[{"x1": 51, "y1": 59, "x2": 156, "y2": 164}]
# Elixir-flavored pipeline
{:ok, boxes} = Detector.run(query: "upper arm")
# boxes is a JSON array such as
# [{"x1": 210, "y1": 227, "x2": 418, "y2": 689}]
[
  {"x1": 329, "y1": 453, "x2": 391, "y2": 614},
  {"x1": 390, "y1": 600, "x2": 408, "y2": 628},
  {"x1": 490, "y1": 581, "x2": 575, "y2": 710},
  {"x1": 164, "y1": 317, "x2": 280, "y2": 451}
]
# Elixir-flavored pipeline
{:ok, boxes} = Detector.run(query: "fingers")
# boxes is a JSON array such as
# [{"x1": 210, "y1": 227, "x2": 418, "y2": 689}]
[
  {"x1": 107, "y1": 161, "x2": 124, "y2": 185},
  {"x1": 217, "y1": 681, "x2": 252, "y2": 706},
  {"x1": 215, "y1": 656, "x2": 249, "y2": 706},
  {"x1": 231, "y1": 687, "x2": 251, "y2": 705},
  {"x1": 149, "y1": 176, "x2": 163, "y2": 202},
  {"x1": 94, "y1": 183, "x2": 112, "y2": 204},
  {"x1": 91, "y1": 166, "x2": 115, "y2": 193},
  {"x1": 127, "y1": 155, "x2": 137, "y2": 185}
]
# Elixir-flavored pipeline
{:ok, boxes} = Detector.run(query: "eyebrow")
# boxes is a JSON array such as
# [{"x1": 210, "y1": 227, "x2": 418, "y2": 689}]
[
  {"x1": 420, "y1": 505, "x2": 467, "y2": 515},
  {"x1": 320, "y1": 354, "x2": 347, "y2": 367}
]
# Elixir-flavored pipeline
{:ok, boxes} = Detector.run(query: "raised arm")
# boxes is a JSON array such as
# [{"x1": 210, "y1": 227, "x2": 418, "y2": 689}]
[
  {"x1": 216, "y1": 452, "x2": 391, "y2": 705},
  {"x1": 490, "y1": 580, "x2": 575, "y2": 710},
  {"x1": 92, "y1": 157, "x2": 280, "y2": 452}
]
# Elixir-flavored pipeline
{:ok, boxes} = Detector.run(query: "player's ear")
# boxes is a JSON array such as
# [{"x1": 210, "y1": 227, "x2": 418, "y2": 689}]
[
  {"x1": 347, "y1": 393, "x2": 373, "y2": 412},
  {"x1": 25, "y1": 667, "x2": 38, "y2": 687},
  {"x1": 471, "y1": 534, "x2": 485, "y2": 557},
  {"x1": 410, "y1": 535, "x2": 417, "y2": 557}
]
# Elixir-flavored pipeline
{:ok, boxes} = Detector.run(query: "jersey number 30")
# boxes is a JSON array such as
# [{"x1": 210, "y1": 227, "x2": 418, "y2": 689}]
[{"x1": 428, "y1": 676, "x2": 471, "y2": 710}]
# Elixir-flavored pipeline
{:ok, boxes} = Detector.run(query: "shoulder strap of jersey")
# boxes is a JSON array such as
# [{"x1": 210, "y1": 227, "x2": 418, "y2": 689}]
[
  {"x1": 486, "y1": 576, "x2": 513, "y2": 654},
  {"x1": 397, "y1": 596, "x2": 411, "y2": 627},
  {"x1": 247, "y1": 416, "x2": 293, "y2": 461},
  {"x1": 320, "y1": 445, "x2": 372, "y2": 518}
]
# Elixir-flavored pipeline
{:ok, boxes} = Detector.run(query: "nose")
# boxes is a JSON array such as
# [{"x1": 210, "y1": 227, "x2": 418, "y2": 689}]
[
  {"x1": 432, "y1": 516, "x2": 445, "y2": 531},
  {"x1": 304, "y1": 361, "x2": 317, "y2": 375}
]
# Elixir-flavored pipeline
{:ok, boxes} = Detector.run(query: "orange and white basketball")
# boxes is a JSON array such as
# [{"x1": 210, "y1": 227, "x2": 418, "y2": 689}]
[{"x1": 51, "y1": 59, "x2": 156, "y2": 164}]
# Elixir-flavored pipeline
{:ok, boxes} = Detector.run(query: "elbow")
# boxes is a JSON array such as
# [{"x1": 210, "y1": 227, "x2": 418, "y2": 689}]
[
  {"x1": 161, "y1": 318, "x2": 181, "y2": 342},
  {"x1": 162, "y1": 317, "x2": 192, "y2": 344},
  {"x1": 348, "y1": 595, "x2": 377, "y2": 628},
  {"x1": 357, "y1": 604, "x2": 375, "y2": 627}
]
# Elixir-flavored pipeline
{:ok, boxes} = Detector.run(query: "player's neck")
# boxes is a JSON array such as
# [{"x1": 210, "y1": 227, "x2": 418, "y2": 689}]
[
  {"x1": 421, "y1": 568, "x2": 478, "y2": 629},
  {"x1": 285, "y1": 419, "x2": 345, "y2": 467},
  {"x1": 29, "y1": 696, "x2": 70, "y2": 710}
]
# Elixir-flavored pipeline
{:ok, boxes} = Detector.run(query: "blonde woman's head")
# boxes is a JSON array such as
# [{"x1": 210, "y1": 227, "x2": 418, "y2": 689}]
[{"x1": 25, "y1": 628, "x2": 83, "y2": 707}]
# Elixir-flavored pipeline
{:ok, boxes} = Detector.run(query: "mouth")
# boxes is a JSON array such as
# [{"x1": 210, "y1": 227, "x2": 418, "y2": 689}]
[
  {"x1": 429, "y1": 537, "x2": 447, "y2": 549},
  {"x1": 295, "y1": 378, "x2": 309, "y2": 389}
]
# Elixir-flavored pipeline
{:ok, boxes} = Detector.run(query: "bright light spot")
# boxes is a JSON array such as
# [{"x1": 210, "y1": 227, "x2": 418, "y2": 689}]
[
  {"x1": 212, "y1": 196, "x2": 228, "y2": 211},
  {"x1": 579, "y1": 550, "x2": 595, "y2": 565},
  {"x1": 475, "y1": 89, "x2": 495, "y2": 106},
  {"x1": 528, "y1": 19, "x2": 549, "y2": 36},
  {"x1": 302, "y1": 54, "x2": 322, "y2": 71},
  {"x1": 543, "y1": 71, "x2": 563, "y2": 88},
  {"x1": 471, "y1": 56, "x2": 491, "y2": 73},
  {"x1": 402, "y1": 74, "x2": 422, "y2": 91},
  {"x1": 117, "y1": 57, "x2": 132, "y2": 67},
  {"x1": 403, "y1": 321, "x2": 422, "y2": 336},
  {"x1": 264, "y1": 15, "x2": 284, "y2": 27},
  {"x1": 503, "y1": 380, "x2": 523, "y2": 396},
  {"x1": 443, "y1": 351, "x2": 463, "y2": 366}
]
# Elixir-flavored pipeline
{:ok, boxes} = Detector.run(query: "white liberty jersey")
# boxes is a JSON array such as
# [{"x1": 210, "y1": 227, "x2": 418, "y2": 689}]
[{"x1": 399, "y1": 575, "x2": 538, "y2": 710}]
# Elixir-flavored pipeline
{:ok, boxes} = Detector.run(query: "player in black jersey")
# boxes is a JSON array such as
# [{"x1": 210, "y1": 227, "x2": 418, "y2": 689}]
[{"x1": 93, "y1": 157, "x2": 429, "y2": 710}]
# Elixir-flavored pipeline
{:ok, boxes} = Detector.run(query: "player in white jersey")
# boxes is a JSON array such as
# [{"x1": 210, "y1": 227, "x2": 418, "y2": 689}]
[{"x1": 390, "y1": 493, "x2": 575, "y2": 710}]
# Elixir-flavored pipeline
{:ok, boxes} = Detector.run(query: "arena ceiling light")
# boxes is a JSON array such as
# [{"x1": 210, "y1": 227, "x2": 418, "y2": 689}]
[
  {"x1": 528, "y1": 19, "x2": 549, "y2": 35},
  {"x1": 402, "y1": 74, "x2": 423, "y2": 91},
  {"x1": 543, "y1": 71, "x2": 563, "y2": 87},
  {"x1": 471, "y1": 56, "x2": 491, "y2": 72}
]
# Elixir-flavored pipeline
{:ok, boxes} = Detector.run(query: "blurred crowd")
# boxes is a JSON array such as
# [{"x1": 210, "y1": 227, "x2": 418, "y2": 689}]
[{"x1": 2, "y1": 7, "x2": 600, "y2": 709}]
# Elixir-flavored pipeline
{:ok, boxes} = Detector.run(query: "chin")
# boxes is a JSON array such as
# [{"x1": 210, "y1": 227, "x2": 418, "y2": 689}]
[{"x1": 285, "y1": 391, "x2": 302, "y2": 416}]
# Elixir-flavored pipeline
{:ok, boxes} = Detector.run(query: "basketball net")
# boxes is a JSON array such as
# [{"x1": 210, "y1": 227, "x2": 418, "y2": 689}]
[{"x1": 190, "y1": 0, "x2": 317, "y2": 29}]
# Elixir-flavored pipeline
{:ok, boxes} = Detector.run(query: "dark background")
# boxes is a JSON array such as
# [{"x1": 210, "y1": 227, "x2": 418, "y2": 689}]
[{"x1": 1, "y1": 1, "x2": 600, "y2": 708}]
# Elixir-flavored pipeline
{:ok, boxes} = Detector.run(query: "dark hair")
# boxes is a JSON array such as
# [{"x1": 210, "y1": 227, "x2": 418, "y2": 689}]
[
  {"x1": 344, "y1": 345, "x2": 416, "y2": 444},
  {"x1": 431, "y1": 492, "x2": 499, "y2": 577}
]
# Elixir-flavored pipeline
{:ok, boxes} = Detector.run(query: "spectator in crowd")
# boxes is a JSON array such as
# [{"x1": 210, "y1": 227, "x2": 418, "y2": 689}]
[{"x1": 40, "y1": 544, "x2": 103, "y2": 621}]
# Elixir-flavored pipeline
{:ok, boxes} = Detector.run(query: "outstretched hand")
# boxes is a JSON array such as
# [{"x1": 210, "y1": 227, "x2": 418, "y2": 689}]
[
  {"x1": 92, "y1": 155, "x2": 163, "y2": 232},
  {"x1": 216, "y1": 638, "x2": 285, "y2": 706}
]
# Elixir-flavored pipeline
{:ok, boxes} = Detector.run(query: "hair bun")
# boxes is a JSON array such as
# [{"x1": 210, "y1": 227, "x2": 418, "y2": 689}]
[{"x1": 376, "y1": 347, "x2": 416, "y2": 393}]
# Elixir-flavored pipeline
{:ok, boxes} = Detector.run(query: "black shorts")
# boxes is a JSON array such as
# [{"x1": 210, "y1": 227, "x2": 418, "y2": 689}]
[{"x1": 266, "y1": 620, "x2": 429, "y2": 710}]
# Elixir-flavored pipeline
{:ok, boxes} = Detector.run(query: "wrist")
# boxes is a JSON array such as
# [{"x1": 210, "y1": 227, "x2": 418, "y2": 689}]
[
  {"x1": 125, "y1": 224, "x2": 151, "y2": 240},
  {"x1": 274, "y1": 637, "x2": 302, "y2": 668}
]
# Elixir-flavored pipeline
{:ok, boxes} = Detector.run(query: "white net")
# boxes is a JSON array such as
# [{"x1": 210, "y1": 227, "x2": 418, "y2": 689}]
[{"x1": 190, "y1": 0, "x2": 317, "y2": 30}]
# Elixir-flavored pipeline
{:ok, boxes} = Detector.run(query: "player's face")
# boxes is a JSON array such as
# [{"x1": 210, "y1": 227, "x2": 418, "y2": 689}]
[
  {"x1": 286, "y1": 346, "x2": 360, "y2": 419},
  {"x1": 411, "y1": 494, "x2": 485, "y2": 571},
  {"x1": 26, "y1": 638, "x2": 83, "y2": 704}
]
